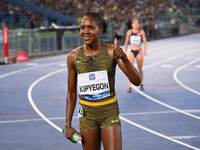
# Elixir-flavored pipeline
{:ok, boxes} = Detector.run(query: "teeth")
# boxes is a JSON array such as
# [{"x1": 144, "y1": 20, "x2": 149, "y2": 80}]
[{"x1": 83, "y1": 36, "x2": 91, "y2": 40}]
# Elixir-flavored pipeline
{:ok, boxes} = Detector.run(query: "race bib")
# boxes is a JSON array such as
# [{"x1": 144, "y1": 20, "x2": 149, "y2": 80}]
[
  {"x1": 78, "y1": 105, "x2": 83, "y2": 119},
  {"x1": 78, "y1": 70, "x2": 110, "y2": 100},
  {"x1": 130, "y1": 35, "x2": 141, "y2": 45}
]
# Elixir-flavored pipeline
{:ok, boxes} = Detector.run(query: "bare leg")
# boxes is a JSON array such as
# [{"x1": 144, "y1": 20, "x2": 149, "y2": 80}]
[
  {"x1": 127, "y1": 51, "x2": 135, "y2": 89},
  {"x1": 101, "y1": 126, "x2": 122, "y2": 150},
  {"x1": 136, "y1": 52, "x2": 144, "y2": 87},
  {"x1": 80, "y1": 128, "x2": 101, "y2": 150}
]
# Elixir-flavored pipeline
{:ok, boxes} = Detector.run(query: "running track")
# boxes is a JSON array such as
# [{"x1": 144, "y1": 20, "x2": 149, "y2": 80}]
[{"x1": 0, "y1": 33, "x2": 200, "y2": 150}]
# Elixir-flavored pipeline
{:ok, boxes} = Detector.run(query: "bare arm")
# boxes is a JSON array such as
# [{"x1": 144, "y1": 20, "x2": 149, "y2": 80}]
[
  {"x1": 112, "y1": 39, "x2": 141, "y2": 86},
  {"x1": 65, "y1": 49, "x2": 81, "y2": 142},
  {"x1": 124, "y1": 30, "x2": 131, "y2": 54},
  {"x1": 141, "y1": 29, "x2": 147, "y2": 56}
]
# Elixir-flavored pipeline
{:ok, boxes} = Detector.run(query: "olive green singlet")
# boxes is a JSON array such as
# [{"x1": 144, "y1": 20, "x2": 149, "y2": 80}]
[{"x1": 74, "y1": 43, "x2": 116, "y2": 103}]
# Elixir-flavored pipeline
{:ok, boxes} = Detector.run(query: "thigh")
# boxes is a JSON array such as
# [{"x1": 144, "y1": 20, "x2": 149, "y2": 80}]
[
  {"x1": 136, "y1": 52, "x2": 143, "y2": 69},
  {"x1": 80, "y1": 128, "x2": 101, "y2": 150},
  {"x1": 101, "y1": 125, "x2": 122, "y2": 150},
  {"x1": 128, "y1": 51, "x2": 135, "y2": 64}
]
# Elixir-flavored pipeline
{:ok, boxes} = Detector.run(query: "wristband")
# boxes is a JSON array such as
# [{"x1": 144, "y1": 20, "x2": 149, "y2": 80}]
[{"x1": 122, "y1": 54, "x2": 128, "y2": 61}]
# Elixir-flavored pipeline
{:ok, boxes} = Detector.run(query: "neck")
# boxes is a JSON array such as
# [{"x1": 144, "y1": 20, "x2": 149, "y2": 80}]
[
  {"x1": 133, "y1": 28, "x2": 139, "y2": 32},
  {"x1": 85, "y1": 40, "x2": 101, "y2": 52}
]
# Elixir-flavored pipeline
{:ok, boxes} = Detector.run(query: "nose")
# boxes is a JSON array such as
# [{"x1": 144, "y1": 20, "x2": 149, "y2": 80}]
[{"x1": 84, "y1": 28, "x2": 89, "y2": 33}]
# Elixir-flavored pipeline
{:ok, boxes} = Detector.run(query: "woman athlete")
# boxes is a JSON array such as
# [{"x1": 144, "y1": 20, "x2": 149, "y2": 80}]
[
  {"x1": 124, "y1": 18, "x2": 147, "y2": 92},
  {"x1": 65, "y1": 12, "x2": 141, "y2": 150}
]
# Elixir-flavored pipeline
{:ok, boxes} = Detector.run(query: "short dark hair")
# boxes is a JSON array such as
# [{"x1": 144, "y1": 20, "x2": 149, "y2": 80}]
[{"x1": 84, "y1": 12, "x2": 108, "y2": 34}]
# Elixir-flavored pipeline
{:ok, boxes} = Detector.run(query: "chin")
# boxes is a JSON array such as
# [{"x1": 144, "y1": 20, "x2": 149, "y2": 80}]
[{"x1": 82, "y1": 39, "x2": 93, "y2": 44}]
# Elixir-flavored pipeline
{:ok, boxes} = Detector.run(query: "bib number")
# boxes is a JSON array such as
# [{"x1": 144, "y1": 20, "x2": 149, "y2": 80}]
[
  {"x1": 130, "y1": 35, "x2": 141, "y2": 45},
  {"x1": 78, "y1": 70, "x2": 110, "y2": 100}
]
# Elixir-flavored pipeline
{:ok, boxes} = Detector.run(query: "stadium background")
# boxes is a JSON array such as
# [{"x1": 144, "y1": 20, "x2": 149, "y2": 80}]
[
  {"x1": 0, "y1": 1, "x2": 200, "y2": 150},
  {"x1": 0, "y1": 0, "x2": 200, "y2": 63}
]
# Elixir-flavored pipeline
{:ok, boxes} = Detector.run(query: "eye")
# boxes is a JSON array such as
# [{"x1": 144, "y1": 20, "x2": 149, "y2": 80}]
[
  {"x1": 81, "y1": 26, "x2": 85, "y2": 30},
  {"x1": 89, "y1": 26, "x2": 94, "y2": 29}
]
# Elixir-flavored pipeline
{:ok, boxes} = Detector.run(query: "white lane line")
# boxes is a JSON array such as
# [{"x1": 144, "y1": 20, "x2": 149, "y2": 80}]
[
  {"x1": 174, "y1": 58, "x2": 200, "y2": 96},
  {"x1": 59, "y1": 63, "x2": 66, "y2": 67},
  {"x1": 133, "y1": 86, "x2": 200, "y2": 120},
  {"x1": 27, "y1": 68, "x2": 66, "y2": 133},
  {"x1": 1, "y1": 109, "x2": 200, "y2": 124},
  {"x1": 132, "y1": 48, "x2": 200, "y2": 120},
  {"x1": 170, "y1": 135, "x2": 200, "y2": 140},
  {"x1": 120, "y1": 109, "x2": 200, "y2": 116},
  {"x1": 143, "y1": 47, "x2": 200, "y2": 69},
  {"x1": 0, "y1": 61, "x2": 64, "y2": 79},
  {"x1": 144, "y1": 42, "x2": 198, "y2": 59},
  {"x1": 126, "y1": 42, "x2": 198, "y2": 59},
  {"x1": 26, "y1": 63, "x2": 38, "y2": 66},
  {"x1": 161, "y1": 64, "x2": 173, "y2": 68},
  {"x1": 0, "y1": 116, "x2": 78, "y2": 124},
  {"x1": 120, "y1": 116, "x2": 200, "y2": 150}
]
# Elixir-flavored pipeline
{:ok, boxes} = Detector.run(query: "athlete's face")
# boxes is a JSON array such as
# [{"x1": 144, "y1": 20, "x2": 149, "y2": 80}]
[
  {"x1": 132, "y1": 20, "x2": 140, "y2": 29},
  {"x1": 80, "y1": 16, "x2": 102, "y2": 45}
]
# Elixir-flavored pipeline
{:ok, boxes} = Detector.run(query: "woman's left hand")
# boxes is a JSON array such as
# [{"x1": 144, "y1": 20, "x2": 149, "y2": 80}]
[
  {"x1": 143, "y1": 51, "x2": 147, "y2": 56},
  {"x1": 113, "y1": 38, "x2": 127, "y2": 60}
]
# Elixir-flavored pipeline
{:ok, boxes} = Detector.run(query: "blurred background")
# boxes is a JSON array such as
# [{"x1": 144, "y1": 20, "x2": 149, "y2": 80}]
[{"x1": 0, "y1": 0, "x2": 200, "y2": 63}]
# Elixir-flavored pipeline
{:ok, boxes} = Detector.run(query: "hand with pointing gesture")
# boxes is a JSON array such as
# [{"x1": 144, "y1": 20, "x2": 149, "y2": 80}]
[{"x1": 114, "y1": 38, "x2": 127, "y2": 60}]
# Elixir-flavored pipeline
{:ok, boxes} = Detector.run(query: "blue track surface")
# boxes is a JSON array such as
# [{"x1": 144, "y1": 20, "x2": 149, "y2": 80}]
[{"x1": 0, "y1": 33, "x2": 200, "y2": 150}]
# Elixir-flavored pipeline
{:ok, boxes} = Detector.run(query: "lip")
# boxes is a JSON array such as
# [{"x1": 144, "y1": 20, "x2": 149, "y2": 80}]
[{"x1": 82, "y1": 35, "x2": 92, "y2": 41}]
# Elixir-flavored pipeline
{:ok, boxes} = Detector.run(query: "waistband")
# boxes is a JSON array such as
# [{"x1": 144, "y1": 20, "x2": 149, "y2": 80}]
[
  {"x1": 79, "y1": 96, "x2": 117, "y2": 106},
  {"x1": 131, "y1": 49, "x2": 142, "y2": 51}
]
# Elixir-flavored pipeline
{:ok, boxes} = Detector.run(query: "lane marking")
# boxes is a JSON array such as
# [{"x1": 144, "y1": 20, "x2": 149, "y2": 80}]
[
  {"x1": 26, "y1": 66, "x2": 199, "y2": 148},
  {"x1": 144, "y1": 42, "x2": 198, "y2": 59},
  {"x1": 132, "y1": 48, "x2": 200, "y2": 120},
  {"x1": 174, "y1": 58, "x2": 200, "y2": 96},
  {"x1": 1, "y1": 109, "x2": 200, "y2": 124},
  {"x1": 132, "y1": 86, "x2": 200, "y2": 120},
  {"x1": 0, "y1": 116, "x2": 78, "y2": 124},
  {"x1": 27, "y1": 68, "x2": 66, "y2": 133},
  {"x1": 170, "y1": 135, "x2": 200, "y2": 140},
  {"x1": 143, "y1": 47, "x2": 200, "y2": 69},
  {"x1": 0, "y1": 61, "x2": 64, "y2": 79},
  {"x1": 26, "y1": 63, "x2": 38, "y2": 66},
  {"x1": 1, "y1": 37, "x2": 197, "y2": 148},
  {"x1": 196, "y1": 65, "x2": 200, "y2": 68},
  {"x1": 27, "y1": 46, "x2": 200, "y2": 148},
  {"x1": 27, "y1": 68, "x2": 82, "y2": 144},
  {"x1": 161, "y1": 64, "x2": 173, "y2": 68},
  {"x1": 126, "y1": 42, "x2": 198, "y2": 60},
  {"x1": 120, "y1": 116, "x2": 200, "y2": 150},
  {"x1": 120, "y1": 109, "x2": 200, "y2": 116},
  {"x1": 59, "y1": 63, "x2": 66, "y2": 67}
]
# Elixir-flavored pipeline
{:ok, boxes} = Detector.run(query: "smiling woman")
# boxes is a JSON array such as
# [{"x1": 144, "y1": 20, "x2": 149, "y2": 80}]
[{"x1": 65, "y1": 12, "x2": 141, "y2": 150}]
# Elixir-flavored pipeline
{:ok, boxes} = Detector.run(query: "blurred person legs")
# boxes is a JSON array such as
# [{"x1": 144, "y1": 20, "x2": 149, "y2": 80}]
[{"x1": 127, "y1": 49, "x2": 144, "y2": 92}]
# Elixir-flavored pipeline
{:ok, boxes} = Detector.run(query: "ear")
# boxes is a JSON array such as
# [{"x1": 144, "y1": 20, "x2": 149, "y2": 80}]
[{"x1": 99, "y1": 27, "x2": 103, "y2": 34}]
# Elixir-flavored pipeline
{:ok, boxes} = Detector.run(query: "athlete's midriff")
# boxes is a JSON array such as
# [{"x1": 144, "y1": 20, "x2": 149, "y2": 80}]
[{"x1": 130, "y1": 44, "x2": 142, "y2": 51}]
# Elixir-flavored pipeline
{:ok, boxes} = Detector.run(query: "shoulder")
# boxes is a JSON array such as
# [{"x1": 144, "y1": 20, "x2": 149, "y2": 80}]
[
  {"x1": 67, "y1": 46, "x2": 81, "y2": 65},
  {"x1": 140, "y1": 29, "x2": 145, "y2": 34},
  {"x1": 105, "y1": 43, "x2": 114, "y2": 52},
  {"x1": 104, "y1": 43, "x2": 115, "y2": 59},
  {"x1": 126, "y1": 29, "x2": 132, "y2": 35}
]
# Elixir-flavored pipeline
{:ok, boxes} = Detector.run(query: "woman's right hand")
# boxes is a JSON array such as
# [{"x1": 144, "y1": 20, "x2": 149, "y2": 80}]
[{"x1": 65, "y1": 126, "x2": 82, "y2": 143}]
